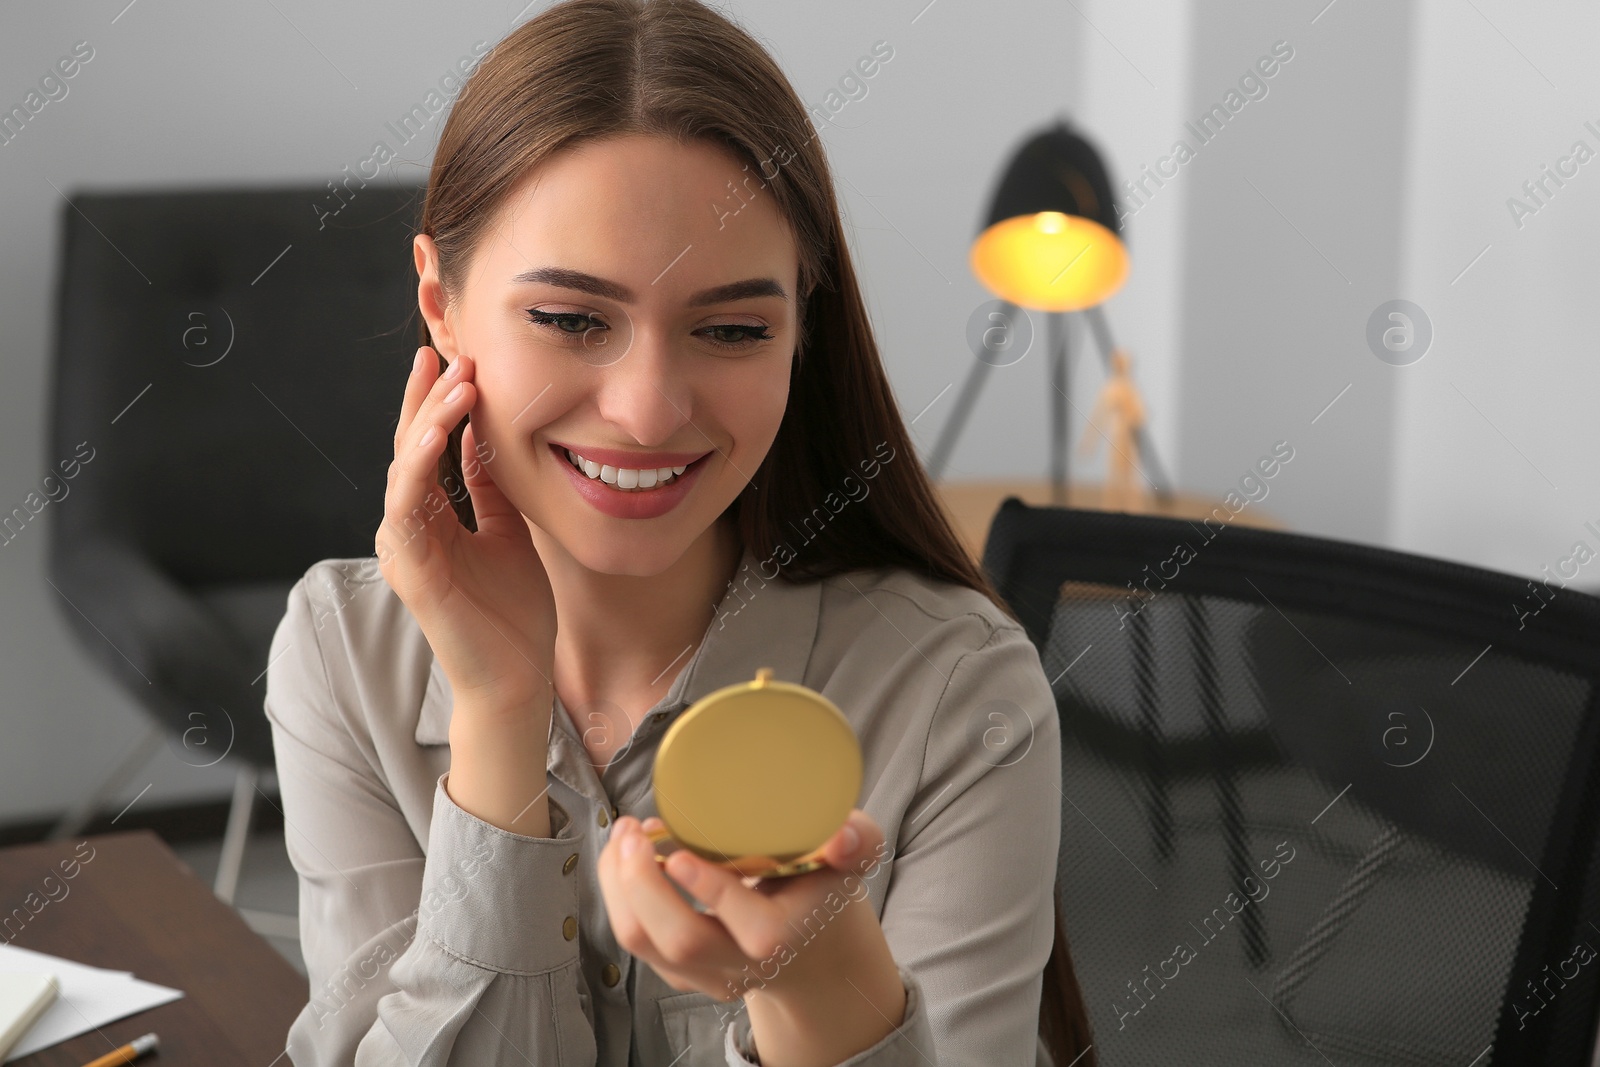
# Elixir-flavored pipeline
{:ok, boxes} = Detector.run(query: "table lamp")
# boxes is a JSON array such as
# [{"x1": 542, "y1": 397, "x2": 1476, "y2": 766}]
[{"x1": 929, "y1": 116, "x2": 1172, "y2": 505}]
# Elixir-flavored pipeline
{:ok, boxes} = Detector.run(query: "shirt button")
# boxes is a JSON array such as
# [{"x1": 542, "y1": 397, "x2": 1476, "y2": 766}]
[
  {"x1": 652, "y1": 712, "x2": 668, "y2": 723},
  {"x1": 598, "y1": 809, "x2": 609, "y2": 828},
  {"x1": 562, "y1": 915, "x2": 578, "y2": 940},
  {"x1": 602, "y1": 963, "x2": 621, "y2": 987},
  {"x1": 562, "y1": 853, "x2": 579, "y2": 875}
]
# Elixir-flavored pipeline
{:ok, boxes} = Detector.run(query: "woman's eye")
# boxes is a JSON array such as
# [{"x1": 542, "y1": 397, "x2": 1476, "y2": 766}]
[
  {"x1": 525, "y1": 309, "x2": 605, "y2": 338},
  {"x1": 525, "y1": 310, "x2": 773, "y2": 352},
  {"x1": 700, "y1": 324, "x2": 774, "y2": 349}
]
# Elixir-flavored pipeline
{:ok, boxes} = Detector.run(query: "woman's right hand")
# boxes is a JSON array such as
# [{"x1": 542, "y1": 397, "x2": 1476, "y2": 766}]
[{"x1": 376, "y1": 346, "x2": 558, "y2": 718}]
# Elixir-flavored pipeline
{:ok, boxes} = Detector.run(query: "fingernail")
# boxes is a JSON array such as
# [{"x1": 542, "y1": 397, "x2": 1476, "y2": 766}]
[
  {"x1": 413, "y1": 348, "x2": 427, "y2": 374},
  {"x1": 621, "y1": 832, "x2": 641, "y2": 859},
  {"x1": 840, "y1": 824, "x2": 860, "y2": 852},
  {"x1": 444, "y1": 382, "x2": 465, "y2": 404},
  {"x1": 444, "y1": 356, "x2": 463, "y2": 379},
  {"x1": 418, "y1": 426, "x2": 439, "y2": 448}
]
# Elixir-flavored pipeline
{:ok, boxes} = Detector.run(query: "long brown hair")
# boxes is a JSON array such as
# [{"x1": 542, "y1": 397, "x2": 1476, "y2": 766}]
[{"x1": 416, "y1": 1, "x2": 1094, "y2": 1061}]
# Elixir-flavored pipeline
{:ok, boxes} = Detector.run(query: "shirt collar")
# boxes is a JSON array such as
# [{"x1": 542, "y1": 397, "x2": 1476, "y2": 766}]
[{"x1": 415, "y1": 544, "x2": 822, "y2": 747}]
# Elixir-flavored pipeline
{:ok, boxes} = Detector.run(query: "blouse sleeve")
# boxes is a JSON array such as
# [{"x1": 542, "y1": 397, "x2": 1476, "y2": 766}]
[
  {"x1": 265, "y1": 571, "x2": 600, "y2": 1066},
  {"x1": 723, "y1": 620, "x2": 1064, "y2": 1067}
]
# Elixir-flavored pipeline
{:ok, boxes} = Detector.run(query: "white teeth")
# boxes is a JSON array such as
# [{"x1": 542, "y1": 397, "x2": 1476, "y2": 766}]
[{"x1": 564, "y1": 448, "x2": 691, "y2": 491}]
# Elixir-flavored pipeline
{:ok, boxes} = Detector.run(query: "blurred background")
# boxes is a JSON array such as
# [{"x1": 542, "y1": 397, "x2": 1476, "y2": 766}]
[{"x1": 2, "y1": 0, "x2": 1596, "y2": 977}]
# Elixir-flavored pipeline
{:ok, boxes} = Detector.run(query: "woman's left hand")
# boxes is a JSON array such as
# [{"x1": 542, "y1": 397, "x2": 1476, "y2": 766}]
[{"x1": 597, "y1": 809, "x2": 903, "y2": 1016}]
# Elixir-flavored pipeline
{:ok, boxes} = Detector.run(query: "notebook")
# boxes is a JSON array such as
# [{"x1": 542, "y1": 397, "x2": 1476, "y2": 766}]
[
  {"x1": 0, "y1": 945, "x2": 182, "y2": 1063},
  {"x1": 0, "y1": 973, "x2": 58, "y2": 1060}
]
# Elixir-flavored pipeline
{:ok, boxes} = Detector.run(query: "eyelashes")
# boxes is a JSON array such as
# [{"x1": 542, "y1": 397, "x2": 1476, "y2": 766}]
[
  {"x1": 523, "y1": 310, "x2": 773, "y2": 351},
  {"x1": 706, "y1": 323, "x2": 775, "y2": 347}
]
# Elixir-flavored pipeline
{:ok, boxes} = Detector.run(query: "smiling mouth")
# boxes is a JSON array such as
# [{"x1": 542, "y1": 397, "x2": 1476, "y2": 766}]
[{"x1": 557, "y1": 446, "x2": 710, "y2": 492}]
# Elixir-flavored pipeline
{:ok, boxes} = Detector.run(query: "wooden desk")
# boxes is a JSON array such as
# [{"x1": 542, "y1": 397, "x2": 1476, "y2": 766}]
[
  {"x1": 0, "y1": 831, "x2": 304, "y2": 1066},
  {"x1": 932, "y1": 479, "x2": 1285, "y2": 566}
]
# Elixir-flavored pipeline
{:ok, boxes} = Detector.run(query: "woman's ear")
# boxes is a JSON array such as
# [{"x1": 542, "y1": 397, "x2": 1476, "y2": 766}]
[{"x1": 413, "y1": 234, "x2": 460, "y2": 362}]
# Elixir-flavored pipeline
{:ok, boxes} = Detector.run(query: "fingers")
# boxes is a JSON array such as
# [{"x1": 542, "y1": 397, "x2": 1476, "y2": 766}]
[
  {"x1": 821, "y1": 809, "x2": 886, "y2": 873},
  {"x1": 377, "y1": 348, "x2": 476, "y2": 567},
  {"x1": 596, "y1": 818, "x2": 667, "y2": 962},
  {"x1": 401, "y1": 347, "x2": 473, "y2": 457},
  {"x1": 657, "y1": 812, "x2": 885, "y2": 963},
  {"x1": 393, "y1": 346, "x2": 435, "y2": 455},
  {"x1": 662, "y1": 849, "x2": 792, "y2": 962},
  {"x1": 690, "y1": 810, "x2": 887, "y2": 961},
  {"x1": 601, "y1": 818, "x2": 739, "y2": 975},
  {"x1": 599, "y1": 814, "x2": 893, "y2": 1002},
  {"x1": 459, "y1": 419, "x2": 520, "y2": 530}
]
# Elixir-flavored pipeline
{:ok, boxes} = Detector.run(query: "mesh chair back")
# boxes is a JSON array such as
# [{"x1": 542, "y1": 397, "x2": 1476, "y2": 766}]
[{"x1": 983, "y1": 499, "x2": 1600, "y2": 1066}]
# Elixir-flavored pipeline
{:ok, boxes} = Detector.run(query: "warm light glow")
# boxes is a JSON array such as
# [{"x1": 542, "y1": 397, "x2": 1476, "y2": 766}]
[
  {"x1": 1035, "y1": 211, "x2": 1068, "y2": 235},
  {"x1": 970, "y1": 212, "x2": 1129, "y2": 311}
]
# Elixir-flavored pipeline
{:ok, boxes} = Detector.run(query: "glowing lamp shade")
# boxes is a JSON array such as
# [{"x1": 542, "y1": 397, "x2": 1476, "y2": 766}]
[
  {"x1": 972, "y1": 119, "x2": 1129, "y2": 312},
  {"x1": 971, "y1": 210, "x2": 1128, "y2": 312}
]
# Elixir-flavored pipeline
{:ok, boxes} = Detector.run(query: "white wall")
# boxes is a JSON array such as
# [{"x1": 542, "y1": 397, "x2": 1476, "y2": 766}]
[
  {"x1": 1391, "y1": 0, "x2": 1600, "y2": 582},
  {"x1": 1167, "y1": 0, "x2": 1420, "y2": 547}
]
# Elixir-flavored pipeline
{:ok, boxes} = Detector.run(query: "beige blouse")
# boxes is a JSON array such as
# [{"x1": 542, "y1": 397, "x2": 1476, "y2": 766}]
[{"x1": 264, "y1": 544, "x2": 1062, "y2": 1066}]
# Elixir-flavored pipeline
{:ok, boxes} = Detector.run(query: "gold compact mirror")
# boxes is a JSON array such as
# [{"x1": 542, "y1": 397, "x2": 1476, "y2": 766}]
[{"x1": 645, "y1": 667, "x2": 862, "y2": 881}]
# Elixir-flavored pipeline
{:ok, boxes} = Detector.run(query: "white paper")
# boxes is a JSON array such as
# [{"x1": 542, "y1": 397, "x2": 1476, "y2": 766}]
[{"x1": 0, "y1": 944, "x2": 182, "y2": 1063}]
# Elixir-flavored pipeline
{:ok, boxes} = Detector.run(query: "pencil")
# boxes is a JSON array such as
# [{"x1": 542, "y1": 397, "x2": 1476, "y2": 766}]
[{"x1": 77, "y1": 1032, "x2": 157, "y2": 1067}]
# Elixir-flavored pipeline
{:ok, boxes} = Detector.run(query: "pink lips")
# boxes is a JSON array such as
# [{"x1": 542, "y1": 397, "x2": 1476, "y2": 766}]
[
  {"x1": 550, "y1": 442, "x2": 711, "y2": 520},
  {"x1": 548, "y1": 441, "x2": 711, "y2": 470}
]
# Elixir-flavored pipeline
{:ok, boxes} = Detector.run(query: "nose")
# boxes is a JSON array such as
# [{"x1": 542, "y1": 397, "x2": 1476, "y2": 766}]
[{"x1": 592, "y1": 324, "x2": 694, "y2": 448}]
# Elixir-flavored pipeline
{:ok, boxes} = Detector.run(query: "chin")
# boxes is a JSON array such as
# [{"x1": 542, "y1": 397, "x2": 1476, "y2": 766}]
[
  {"x1": 523, "y1": 492, "x2": 717, "y2": 578},
  {"x1": 560, "y1": 535, "x2": 695, "y2": 578}
]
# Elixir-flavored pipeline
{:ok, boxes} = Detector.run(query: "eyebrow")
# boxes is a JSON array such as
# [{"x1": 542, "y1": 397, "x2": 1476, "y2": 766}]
[{"x1": 509, "y1": 266, "x2": 787, "y2": 307}]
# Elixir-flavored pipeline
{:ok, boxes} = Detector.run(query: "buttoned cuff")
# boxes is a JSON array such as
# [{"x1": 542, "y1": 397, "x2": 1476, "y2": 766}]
[
  {"x1": 722, "y1": 966, "x2": 933, "y2": 1067},
  {"x1": 418, "y1": 772, "x2": 583, "y2": 975}
]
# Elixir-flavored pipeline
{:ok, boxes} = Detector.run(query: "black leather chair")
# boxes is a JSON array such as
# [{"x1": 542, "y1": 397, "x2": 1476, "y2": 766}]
[
  {"x1": 46, "y1": 184, "x2": 423, "y2": 921},
  {"x1": 981, "y1": 498, "x2": 1600, "y2": 1066}
]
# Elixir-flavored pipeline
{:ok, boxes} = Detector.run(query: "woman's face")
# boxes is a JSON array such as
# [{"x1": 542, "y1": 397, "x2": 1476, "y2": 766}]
[{"x1": 414, "y1": 133, "x2": 801, "y2": 577}]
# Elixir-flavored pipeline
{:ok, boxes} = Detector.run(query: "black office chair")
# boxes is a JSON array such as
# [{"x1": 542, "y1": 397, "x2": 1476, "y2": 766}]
[
  {"x1": 46, "y1": 183, "x2": 422, "y2": 926},
  {"x1": 981, "y1": 498, "x2": 1600, "y2": 1066}
]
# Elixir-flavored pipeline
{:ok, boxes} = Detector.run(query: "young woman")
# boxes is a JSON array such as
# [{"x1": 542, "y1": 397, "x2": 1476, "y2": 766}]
[{"x1": 264, "y1": 1, "x2": 1094, "y2": 1064}]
